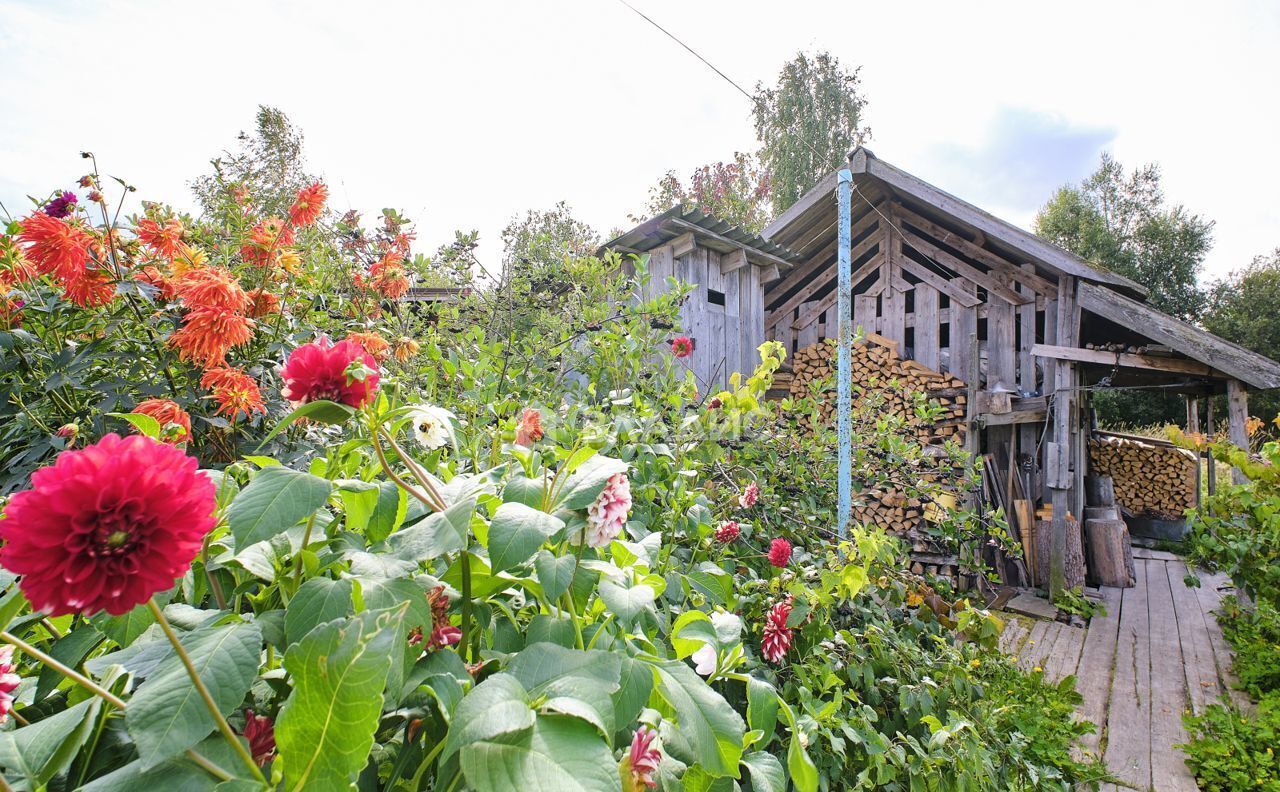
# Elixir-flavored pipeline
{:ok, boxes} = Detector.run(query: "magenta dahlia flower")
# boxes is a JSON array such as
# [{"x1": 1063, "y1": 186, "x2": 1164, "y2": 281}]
[
  {"x1": 0, "y1": 646, "x2": 20, "y2": 724},
  {"x1": 761, "y1": 597, "x2": 794, "y2": 664},
  {"x1": 713, "y1": 521, "x2": 740, "y2": 543},
  {"x1": 0, "y1": 434, "x2": 216, "y2": 616},
  {"x1": 670, "y1": 336, "x2": 693, "y2": 358},
  {"x1": 738, "y1": 481, "x2": 759, "y2": 508},
  {"x1": 242, "y1": 710, "x2": 276, "y2": 766},
  {"x1": 767, "y1": 537, "x2": 792, "y2": 568},
  {"x1": 621, "y1": 725, "x2": 661, "y2": 790},
  {"x1": 43, "y1": 191, "x2": 78, "y2": 219},
  {"x1": 280, "y1": 337, "x2": 380, "y2": 408},
  {"x1": 584, "y1": 472, "x2": 632, "y2": 548}
]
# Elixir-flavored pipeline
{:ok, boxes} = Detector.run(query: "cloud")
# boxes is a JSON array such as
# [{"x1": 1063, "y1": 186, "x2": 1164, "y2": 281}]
[{"x1": 922, "y1": 108, "x2": 1116, "y2": 220}]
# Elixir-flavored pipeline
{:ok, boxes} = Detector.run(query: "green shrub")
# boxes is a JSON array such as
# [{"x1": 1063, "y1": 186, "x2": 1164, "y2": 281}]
[{"x1": 1183, "y1": 693, "x2": 1280, "y2": 792}]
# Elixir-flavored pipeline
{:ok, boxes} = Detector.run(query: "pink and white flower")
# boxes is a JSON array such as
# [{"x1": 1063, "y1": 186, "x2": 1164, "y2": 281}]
[
  {"x1": 761, "y1": 597, "x2": 794, "y2": 664},
  {"x1": 738, "y1": 481, "x2": 760, "y2": 508},
  {"x1": 584, "y1": 472, "x2": 632, "y2": 548},
  {"x1": 0, "y1": 646, "x2": 20, "y2": 724},
  {"x1": 621, "y1": 725, "x2": 662, "y2": 791}
]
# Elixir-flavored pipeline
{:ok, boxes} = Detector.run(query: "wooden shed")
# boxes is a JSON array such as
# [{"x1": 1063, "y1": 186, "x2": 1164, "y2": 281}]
[
  {"x1": 607, "y1": 148, "x2": 1280, "y2": 594},
  {"x1": 605, "y1": 205, "x2": 800, "y2": 389}
]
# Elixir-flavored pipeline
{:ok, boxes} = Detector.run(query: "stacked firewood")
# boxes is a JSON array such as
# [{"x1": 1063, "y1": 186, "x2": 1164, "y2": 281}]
[
  {"x1": 787, "y1": 338, "x2": 968, "y2": 446},
  {"x1": 1088, "y1": 435, "x2": 1197, "y2": 518}
]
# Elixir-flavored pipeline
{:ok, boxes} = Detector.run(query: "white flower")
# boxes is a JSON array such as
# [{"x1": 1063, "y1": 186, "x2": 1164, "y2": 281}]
[
  {"x1": 410, "y1": 405, "x2": 454, "y2": 450},
  {"x1": 692, "y1": 643, "x2": 717, "y2": 676}
]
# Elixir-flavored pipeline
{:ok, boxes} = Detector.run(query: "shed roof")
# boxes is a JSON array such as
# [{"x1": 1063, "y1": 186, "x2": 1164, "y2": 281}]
[
  {"x1": 603, "y1": 204, "x2": 800, "y2": 270},
  {"x1": 763, "y1": 147, "x2": 1280, "y2": 390}
]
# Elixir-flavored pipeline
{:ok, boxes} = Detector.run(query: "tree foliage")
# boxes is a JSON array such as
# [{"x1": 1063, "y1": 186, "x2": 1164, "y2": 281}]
[
  {"x1": 1203, "y1": 248, "x2": 1280, "y2": 420},
  {"x1": 752, "y1": 51, "x2": 870, "y2": 215},
  {"x1": 1034, "y1": 153, "x2": 1213, "y2": 321},
  {"x1": 190, "y1": 105, "x2": 317, "y2": 217},
  {"x1": 636, "y1": 152, "x2": 772, "y2": 234}
]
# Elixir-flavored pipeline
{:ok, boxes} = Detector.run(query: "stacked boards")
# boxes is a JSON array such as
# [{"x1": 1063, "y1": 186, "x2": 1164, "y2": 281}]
[{"x1": 1088, "y1": 434, "x2": 1197, "y2": 519}]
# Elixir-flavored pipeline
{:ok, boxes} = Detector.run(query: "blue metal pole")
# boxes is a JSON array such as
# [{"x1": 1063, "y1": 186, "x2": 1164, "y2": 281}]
[{"x1": 836, "y1": 168, "x2": 853, "y2": 540}]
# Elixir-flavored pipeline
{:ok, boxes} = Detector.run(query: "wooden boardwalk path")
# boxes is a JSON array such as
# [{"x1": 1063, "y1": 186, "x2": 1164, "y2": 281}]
[{"x1": 998, "y1": 549, "x2": 1244, "y2": 792}]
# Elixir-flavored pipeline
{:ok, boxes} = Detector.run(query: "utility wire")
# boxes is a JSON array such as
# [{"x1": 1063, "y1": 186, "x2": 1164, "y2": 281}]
[{"x1": 613, "y1": 0, "x2": 976, "y2": 286}]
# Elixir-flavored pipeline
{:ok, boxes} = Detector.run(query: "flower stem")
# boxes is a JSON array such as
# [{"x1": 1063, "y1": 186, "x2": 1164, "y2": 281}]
[
  {"x1": 0, "y1": 629, "x2": 232, "y2": 782},
  {"x1": 408, "y1": 736, "x2": 447, "y2": 790},
  {"x1": 458, "y1": 551, "x2": 473, "y2": 664},
  {"x1": 201, "y1": 534, "x2": 228, "y2": 610},
  {"x1": 145, "y1": 599, "x2": 266, "y2": 785},
  {"x1": 292, "y1": 510, "x2": 319, "y2": 588},
  {"x1": 0, "y1": 631, "x2": 127, "y2": 709}
]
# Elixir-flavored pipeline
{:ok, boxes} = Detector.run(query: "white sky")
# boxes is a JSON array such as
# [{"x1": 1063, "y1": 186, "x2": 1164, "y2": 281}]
[{"x1": 2, "y1": 0, "x2": 1277, "y2": 281}]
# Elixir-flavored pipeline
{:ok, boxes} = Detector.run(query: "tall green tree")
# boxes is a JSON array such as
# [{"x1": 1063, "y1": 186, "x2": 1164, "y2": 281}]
[
  {"x1": 1034, "y1": 153, "x2": 1213, "y2": 321},
  {"x1": 636, "y1": 152, "x2": 772, "y2": 233},
  {"x1": 191, "y1": 105, "x2": 318, "y2": 217},
  {"x1": 752, "y1": 51, "x2": 870, "y2": 214},
  {"x1": 1204, "y1": 248, "x2": 1280, "y2": 421}
]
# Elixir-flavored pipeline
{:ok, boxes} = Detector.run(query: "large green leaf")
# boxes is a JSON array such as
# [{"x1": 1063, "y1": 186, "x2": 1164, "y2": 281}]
[
  {"x1": 553, "y1": 455, "x2": 627, "y2": 511},
  {"x1": 35, "y1": 625, "x2": 104, "y2": 701},
  {"x1": 284, "y1": 577, "x2": 354, "y2": 647},
  {"x1": 94, "y1": 603, "x2": 156, "y2": 647},
  {"x1": 227, "y1": 467, "x2": 331, "y2": 552},
  {"x1": 741, "y1": 752, "x2": 786, "y2": 792},
  {"x1": 336, "y1": 479, "x2": 379, "y2": 534},
  {"x1": 502, "y1": 475, "x2": 545, "y2": 509},
  {"x1": 459, "y1": 715, "x2": 619, "y2": 792},
  {"x1": 613, "y1": 656, "x2": 654, "y2": 727},
  {"x1": 441, "y1": 673, "x2": 535, "y2": 762},
  {"x1": 650, "y1": 660, "x2": 744, "y2": 778},
  {"x1": 506, "y1": 643, "x2": 621, "y2": 694},
  {"x1": 367, "y1": 480, "x2": 407, "y2": 543},
  {"x1": 746, "y1": 676, "x2": 780, "y2": 749},
  {"x1": 388, "y1": 496, "x2": 475, "y2": 562},
  {"x1": 276, "y1": 607, "x2": 404, "y2": 791},
  {"x1": 255, "y1": 399, "x2": 354, "y2": 448},
  {"x1": 83, "y1": 733, "x2": 258, "y2": 791},
  {"x1": 534, "y1": 550, "x2": 578, "y2": 602},
  {"x1": 0, "y1": 696, "x2": 101, "y2": 786},
  {"x1": 126, "y1": 621, "x2": 263, "y2": 769},
  {"x1": 599, "y1": 578, "x2": 657, "y2": 626},
  {"x1": 488, "y1": 502, "x2": 565, "y2": 573}
]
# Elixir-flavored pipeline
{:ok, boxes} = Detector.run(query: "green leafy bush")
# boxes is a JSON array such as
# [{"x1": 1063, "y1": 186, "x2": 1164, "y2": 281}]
[{"x1": 1183, "y1": 693, "x2": 1280, "y2": 792}]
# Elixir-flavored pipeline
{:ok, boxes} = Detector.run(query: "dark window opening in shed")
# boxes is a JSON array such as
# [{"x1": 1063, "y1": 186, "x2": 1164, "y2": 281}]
[
  {"x1": 940, "y1": 322, "x2": 950, "y2": 349},
  {"x1": 707, "y1": 288, "x2": 725, "y2": 307}
]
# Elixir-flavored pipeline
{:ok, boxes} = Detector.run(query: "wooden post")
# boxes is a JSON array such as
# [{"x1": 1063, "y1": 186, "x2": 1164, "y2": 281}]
[
  {"x1": 1206, "y1": 398, "x2": 1217, "y2": 497},
  {"x1": 1187, "y1": 395, "x2": 1202, "y2": 511},
  {"x1": 1227, "y1": 379, "x2": 1250, "y2": 485},
  {"x1": 1048, "y1": 276, "x2": 1078, "y2": 600}
]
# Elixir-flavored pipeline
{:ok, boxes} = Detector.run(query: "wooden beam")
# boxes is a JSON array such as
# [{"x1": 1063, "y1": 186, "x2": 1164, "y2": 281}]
[
  {"x1": 765, "y1": 236, "x2": 881, "y2": 330},
  {"x1": 1227, "y1": 379, "x2": 1249, "y2": 485},
  {"x1": 896, "y1": 204, "x2": 1057, "y2": 296},
  {"x1": 719, "y1": 248, "x2": 748, "y2": 274},
  {"x1": 663, "y1": 218, "x2": 794, "y2": 271},
  {"x1": 1031, "y1": 344, "x2": 1215, "y2": 377},
  {"x1": 863, "y1": 153, "x2": 1147, "y2": 296},
  {"x1": 1077, "y1": 281, "x2": 1280, "y2": 389},
  {"x1": 900, "y1": 230, "x2": 1032, "y2": 306},
  {"x1": 896, "y1": 256, "x2": 981, "y2": 308},
  {"x1": 1048, "y1": 275, "x2": 1080, "y2": 600},
  {"x1": 670, "y1": 231, "x2": 696, "y2": 258},
  {"x1": 763, "y1": 213, "x2": 880, "y2": 313}
]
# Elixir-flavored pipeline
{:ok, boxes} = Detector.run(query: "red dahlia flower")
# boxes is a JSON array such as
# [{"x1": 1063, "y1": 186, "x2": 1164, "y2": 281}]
[
  {"x1": 0, "y1": 646, "x2": 20, "y2": 724},
  {"x1": 767, "y1": 537, "x2": 792, "y2": 567},
  {"x1": 289, "y1": 182, "x2": 328, "y2": 227},
  {"x1": 0, "y1": 433, "x2": 216, "y2": 616},
  {"x1": 131, "y1": 398, "x2": 193, "y2": 444},
  {"x1": 670, "y1": 336, "x2": 693, "y2": 358},
  {"x1": 515, "y1": 407, "x2": 543, "y2": 446},
  {"x1": 280, "y1": 337, "x2": 380, "y2": 408},
  {"x1": 761, "y1": 597, "x2": 794, "y2": 664},
  {"x1": 620, "y1": 725, "x2": 662, "y2": 791},
  {"x1": 241, "y1": 710, "x2": 276, "y2": 766},
  {"x1": 713, "y1": 521, "x2": 740, "y2": 543}
]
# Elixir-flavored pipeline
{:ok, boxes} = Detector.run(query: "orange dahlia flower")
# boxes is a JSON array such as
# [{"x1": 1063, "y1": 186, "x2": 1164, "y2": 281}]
[
  {"x1": 173, "y1": 267, "x2": 249, "y2": 312},
  {"x1": 201, "y1": 366, "x2": 266, "y2": 421},
  {"x1": 289, "y1": 182, "x2": 328, "y2": 227},
  {"x1": 131, "y1": 398, "x2": 192, "y2": 444},
  {"x1": 62, "y1": 268, "x2": 117, "y2": 308},
  {"x1": 346, "y1": 331, "x2": 390, "y2": 361},
  {"x1": 246, "y1": 290, "x2": 280, "y2": 318},
  {"x1": 17, "y1": 213, "x2": 93, "y2": 281},
  {"x1": 170, "y1": 307, "x2": 254, "y2": 367},
  {"x1": 135, "y1": 218, "x2": 184, "y2": 259}
]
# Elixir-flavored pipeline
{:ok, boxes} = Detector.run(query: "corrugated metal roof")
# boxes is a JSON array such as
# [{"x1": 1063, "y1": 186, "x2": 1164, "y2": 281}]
[{"x1": 602, "y1": 204, "x2": 801, "y2": 266}]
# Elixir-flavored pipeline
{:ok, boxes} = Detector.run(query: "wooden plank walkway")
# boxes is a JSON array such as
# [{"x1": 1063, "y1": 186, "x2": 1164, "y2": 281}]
[{"x1": 998, "y1": 550, "x2": 1240, "y2": 791}]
